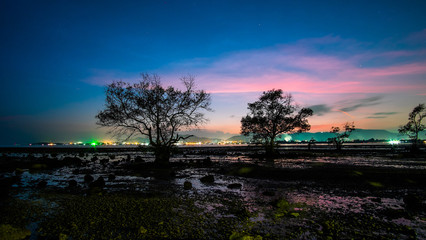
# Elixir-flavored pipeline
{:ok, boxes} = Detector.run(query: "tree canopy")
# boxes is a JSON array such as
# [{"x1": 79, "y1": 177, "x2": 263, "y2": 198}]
[
  {"x1": 96, "y1": 74, "x2": 211, "y2": 164},
  {"x1": 399, "y1": 103, "x2": 426, "y2": 150},
  {"x1": 328, "y1": 122, "x2": 355, "y2": 150},
  {"x1": 241, "y1": 89, "x2": 313, "y2": 155}
]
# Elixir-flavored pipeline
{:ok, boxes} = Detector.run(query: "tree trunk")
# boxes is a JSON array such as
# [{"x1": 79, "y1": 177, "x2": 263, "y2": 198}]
[
  {"x1": 265, "y1": 138, "x2": 276, "y2": 159},
  {"x1": 411, "y1": 139, "x2": 419, "y2": 153},
  {"x1": 413, "y1": 132, "x2": 419, "y2": 152},
  {"x1": 333, "y1": 139, "x2": 342, "y2": 151},
  {"x1": 154, "y1": 146, "x2": 171, "y2": 167},
  {"x1": 336, "y1": 141, "x2": 342, "y2": 151}
]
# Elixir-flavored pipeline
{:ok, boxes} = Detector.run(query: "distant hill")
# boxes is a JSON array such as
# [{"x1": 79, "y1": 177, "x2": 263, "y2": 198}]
[
  {"x1": 226, "y1": 129, "x2": 407, "y2": 143},
  {"x1": 289, "y1": 132, "x2": 335, "y2": 142},
  {"x1": 292, "y1": 129, "x2": 401, "y2": 142},
  {"x1": 349, "y1": 129, "x2": 400, "y2": 140},
  {"x1": 179, "y1": 129, "x2": 235, "y2": 140},
  {"x1": 182, "y1": 135, "x2": 217, "y2": 143},
  {"x1": 226, "y1": 135, "x2": 252, "y2": 142}
]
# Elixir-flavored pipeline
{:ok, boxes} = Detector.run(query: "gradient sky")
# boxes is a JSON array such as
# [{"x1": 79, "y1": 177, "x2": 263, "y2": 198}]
[{"x1": 1, "y1": 0, "x2": 426, "y2": 144}]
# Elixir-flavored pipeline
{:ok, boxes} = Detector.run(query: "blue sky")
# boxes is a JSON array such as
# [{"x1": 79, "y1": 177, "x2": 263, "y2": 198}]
[{"x1": 1, "y1": 0, "x2": 425, "y2": 144}]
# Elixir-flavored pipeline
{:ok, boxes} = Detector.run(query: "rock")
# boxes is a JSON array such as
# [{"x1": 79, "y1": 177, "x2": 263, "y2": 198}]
[
  {"x1": 68, "y1": 180, "x2": 78, "y2": 188},
  {"x1": 403, "y1": 194, "x2": 422, "y2": 211},
  {"x1": 73, "y1": 168, "x2": 94, "y2": 175},
  {"x1": 100, "y1": 159, "x2": 109, "y2": 165},
  {"x1": 62, "y1": 157, "x2": 83, "y2": 166},
  {"x1": 227, "y1": 183, "x2": 242, "y2": 189},
  {"x1": 108, "y1": 174, "x2": 116, "y2": 181},
  {"x1": 135, "y1": 156, "x2": 144, "y2": 163},
  {"x1": 37, "y1": 180, "x2": 48, "y2": 189},
  {"x1": 262, "y1": 191, "x2": 275, "y2": 196},
  {"x1": 203, "y1": 157, "x2": 212, "y2": 165},
  {"x1": 200, "y1": 175, "x2": 214, "y2": 184},
  {"x1": 84, "y1": 174, "x2": 94, "y2": 184},
  {"x1": 0, "y1": 176, "x2": 20, "y2": 198},
  {"x1": 90, "y1": 176, "x2": 105, "y2": 188},
  {"x1": 184, "y1": 181, "x2": 192, "y2": 190},
  {"x1": 14, "y1": 168, "x2": 24, "y2": 176}
]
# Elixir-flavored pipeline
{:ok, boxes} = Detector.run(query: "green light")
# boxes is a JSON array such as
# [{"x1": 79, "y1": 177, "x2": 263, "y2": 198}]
[{"x1": 89, "y1": 139, "x2": 100, "y2": 147}]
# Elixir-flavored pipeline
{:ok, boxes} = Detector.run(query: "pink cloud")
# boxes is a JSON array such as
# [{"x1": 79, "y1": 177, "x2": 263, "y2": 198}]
[
  {"x1": 289, "y1": 55, "x2": 350, "y2": 71},
  {"x1": 379, "y1": 49, "x2": 426, "y2": 58},
  {"x1": 86, "y1": 45, "x2": 426, "y2": 96},
  {"x1": 176, "y1": 42, "x2": 426, "y2": 95},
  {"x1": 358, "y1": 63, "x2": 426, "y2": 77},
  {"x1": 405, "y1": 29, "x2": 426, "y2": 45},
  {"x1": 85, "y1": 33, "x2": 426, "y2": 96}
]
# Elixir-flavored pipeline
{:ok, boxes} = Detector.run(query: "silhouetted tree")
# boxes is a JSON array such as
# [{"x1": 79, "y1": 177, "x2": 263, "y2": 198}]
[
  {"x1": 307, "y1": 137, "x2": 316, "y2": 150},
  {"x1": 399, "y1": 103, "x2": 426, "y2": 151},
  {"x1": 96, "y1": 74, "x2": 211, "y2": 166},
  {"x1": 328, "y1": 122, "x2": 355, "y2": 150},
  {"x1": 241, "y1": 90, "x2": 313, "y2": 156}
]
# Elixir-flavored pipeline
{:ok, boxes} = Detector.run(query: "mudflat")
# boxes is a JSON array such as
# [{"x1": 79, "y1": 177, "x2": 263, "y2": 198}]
[{"x1": 0, "y1": 145, "x2": 425, "y2": 239}]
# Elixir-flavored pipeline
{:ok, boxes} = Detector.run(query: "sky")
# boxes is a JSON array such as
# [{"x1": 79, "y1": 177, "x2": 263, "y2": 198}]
[{"x1": 1, "y1": 0, "x2": 426, "y2": 144}]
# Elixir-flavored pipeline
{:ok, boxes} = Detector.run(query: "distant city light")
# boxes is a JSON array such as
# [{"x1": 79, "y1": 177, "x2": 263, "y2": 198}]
[{"x1": 388, "y1": 140, "x2": 400, "y2": 145}]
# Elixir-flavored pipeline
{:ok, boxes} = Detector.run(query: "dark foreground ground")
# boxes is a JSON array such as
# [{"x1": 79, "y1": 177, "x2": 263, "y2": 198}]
[{"x1": 0, "y1": 145, "x2": 425, "y2": 239}]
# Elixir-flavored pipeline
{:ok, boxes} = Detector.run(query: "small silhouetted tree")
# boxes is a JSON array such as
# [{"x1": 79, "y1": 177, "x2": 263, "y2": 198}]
[
  {"x1": 307, "y1": 137, "x2": 316, "y2": 150},
  {"x1": 328, "y1": 122, "x2": 355, "y2": 150},
  {"x1": 399, "y1": 103, "x2": 426, "y2": 151},
  {"x1": 96, "y1": 74, "x2": 211, "y2": 166},
  {"x1": 241, "y1": 90, "x2": 313, "y2": 156}
]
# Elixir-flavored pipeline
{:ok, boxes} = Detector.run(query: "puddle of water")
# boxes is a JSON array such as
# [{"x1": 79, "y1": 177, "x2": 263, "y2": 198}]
[{"x1": 272, "y1": 156, "x2": 426, "y2": 169}]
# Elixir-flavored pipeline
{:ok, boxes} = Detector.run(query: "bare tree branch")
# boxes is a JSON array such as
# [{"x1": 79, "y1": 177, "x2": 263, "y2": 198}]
[{"x1": 96, "y1": 74, "x2": 211, "y2": 164}]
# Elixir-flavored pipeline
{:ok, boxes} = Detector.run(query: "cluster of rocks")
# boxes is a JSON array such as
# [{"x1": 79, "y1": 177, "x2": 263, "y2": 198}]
[{"x1": 32, "y1": 173, "x2": 118, "y2": 193}]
